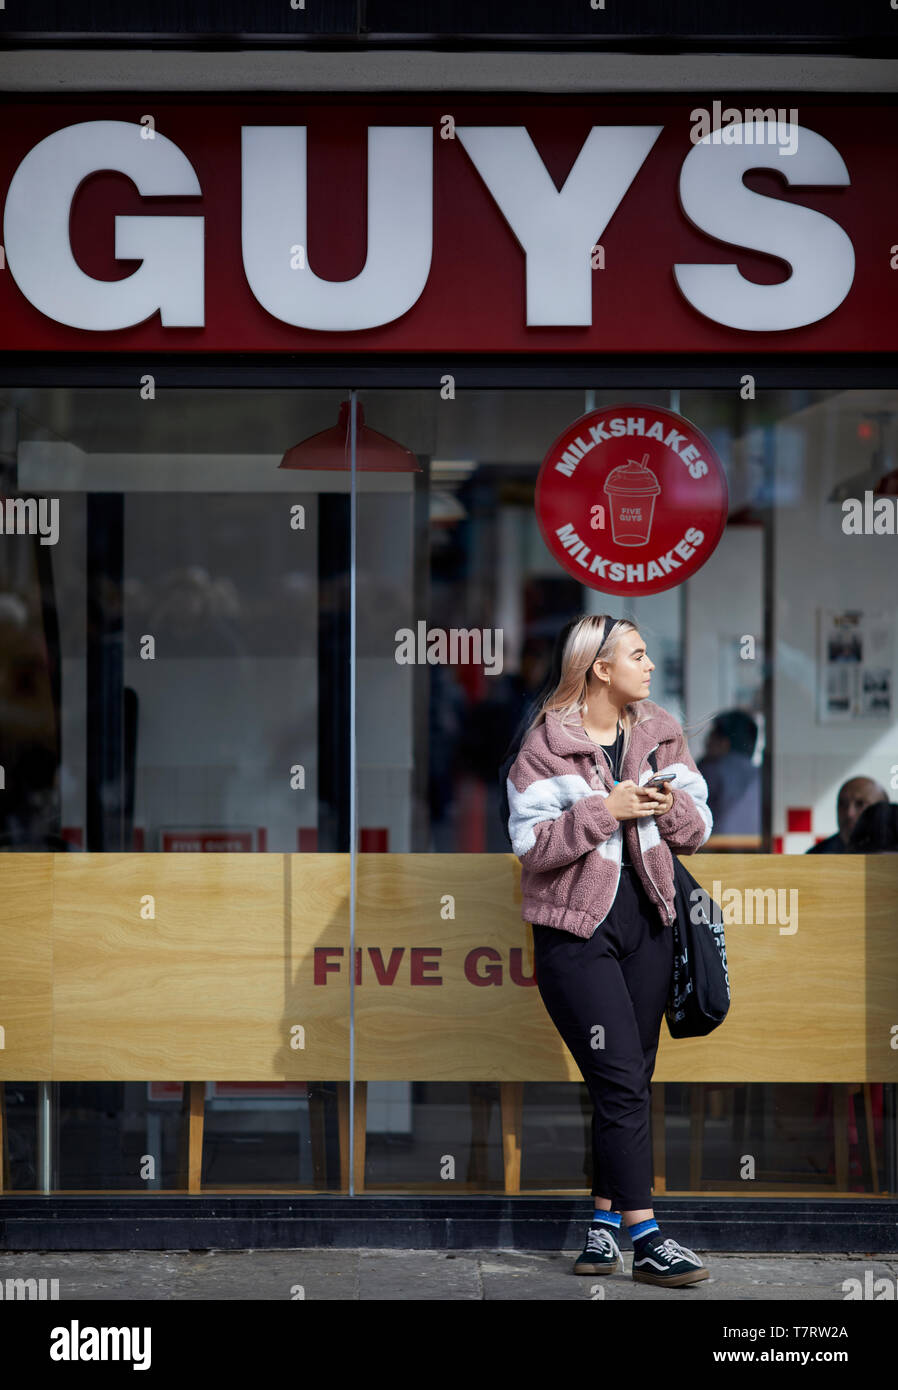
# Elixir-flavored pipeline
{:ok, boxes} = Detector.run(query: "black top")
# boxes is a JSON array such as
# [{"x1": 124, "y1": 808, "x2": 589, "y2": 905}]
[
  {"x1": 598, "y1": 730, "x2": 631, "y2": 865},
  {"x1": 805, "y1": 831, "x2": 849, "y2": 854}
]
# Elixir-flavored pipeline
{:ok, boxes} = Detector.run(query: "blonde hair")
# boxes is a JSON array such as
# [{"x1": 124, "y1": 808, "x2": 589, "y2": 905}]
[{"x1": 520, "y1": 613, "x2": 715, "y2": 763}]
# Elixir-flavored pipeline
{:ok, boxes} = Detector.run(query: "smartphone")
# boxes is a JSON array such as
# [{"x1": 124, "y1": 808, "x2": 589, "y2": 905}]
[{"x1": 645, "y1": 773, "x2": 677, "y2": 788}]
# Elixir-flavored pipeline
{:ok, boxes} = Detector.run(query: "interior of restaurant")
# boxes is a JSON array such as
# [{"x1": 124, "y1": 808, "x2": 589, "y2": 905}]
[{"x1": 0, "y1": 382, "x2": 894, "y2": 1195}]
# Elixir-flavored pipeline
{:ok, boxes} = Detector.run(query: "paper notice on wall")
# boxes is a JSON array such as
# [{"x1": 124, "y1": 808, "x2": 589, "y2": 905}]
[{"x1": 818, "y1": 609, "x2": 893, "y2": 721}]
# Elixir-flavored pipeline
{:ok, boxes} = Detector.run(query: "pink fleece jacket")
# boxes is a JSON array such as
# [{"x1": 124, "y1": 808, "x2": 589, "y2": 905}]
[{"x1": 506, "y1": 700, "x2": 712, "y2": 937}]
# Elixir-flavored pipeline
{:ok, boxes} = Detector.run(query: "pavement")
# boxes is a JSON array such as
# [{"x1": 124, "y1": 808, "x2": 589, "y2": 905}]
[{"x1": 2, "y1": 1248, "x2": 897, "y2": 1299}]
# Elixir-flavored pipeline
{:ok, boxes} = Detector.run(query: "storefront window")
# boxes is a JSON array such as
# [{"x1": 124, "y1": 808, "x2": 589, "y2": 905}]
[
  {"x1": 1, "y1": 385, "x2": 352, "y2": 1192},
  {"x1": 0, "y1": 381, "x2": 893, "y2": 1198}
]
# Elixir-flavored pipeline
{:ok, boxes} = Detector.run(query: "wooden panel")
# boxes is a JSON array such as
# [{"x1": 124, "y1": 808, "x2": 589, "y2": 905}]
[
  {"x1": 0, "y1": 854, "x2": 53, "y2": 1079},
  {"x1": 864, "y1": 855, "x2": 898, "y2": 1079},
  {"x1": 653, "y1": 855, "x2": 898, "y2": 1083},
  {"x1": 353, "y1": 853, "x2": 898, "y2": 1083},
  {"x1": 51, "y1": 853, "x2": 350, "y2": 1079},
  {"x1": 284, "y1": 852, "x2": 351, "y2": 1079},
  {"x1": 355, "y1": 853, "x2": 545, "y2": 1080},
  {"x1": 1, "y1": 851, "x2": 895, "y2": 1083}
]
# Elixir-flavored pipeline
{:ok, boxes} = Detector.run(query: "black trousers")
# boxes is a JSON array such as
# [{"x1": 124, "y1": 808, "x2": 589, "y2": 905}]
[{"x1": 531, "y1": 864, "x2": 674, "y2": 1210}]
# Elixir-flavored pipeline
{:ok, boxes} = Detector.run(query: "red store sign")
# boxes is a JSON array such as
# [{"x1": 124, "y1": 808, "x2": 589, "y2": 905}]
[{"x1": 0, "y1": 99, "x2": 894, "y2": 352}]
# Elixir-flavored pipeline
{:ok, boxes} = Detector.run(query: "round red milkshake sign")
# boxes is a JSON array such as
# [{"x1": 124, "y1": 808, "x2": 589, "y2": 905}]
[{"x1": 535, "y1": 405, "x2": 728, "y2": 595}]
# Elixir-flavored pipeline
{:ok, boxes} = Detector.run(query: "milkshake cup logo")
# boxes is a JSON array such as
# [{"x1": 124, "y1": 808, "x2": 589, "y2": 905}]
[
  {"x1": 534, "y1": 403, "x2": 728, "y2": 596},
  {"x1": 603, "y1": 452, "x2": 661, "y2": 546}
]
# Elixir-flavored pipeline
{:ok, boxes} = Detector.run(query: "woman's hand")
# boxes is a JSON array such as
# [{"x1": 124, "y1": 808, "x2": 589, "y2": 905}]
[
  {"x1": 650, "y1": 781, "x2": 674, "y2": 816},
  {"x1": 605, "y1": 779, "x2": 668, "y2": 820}
]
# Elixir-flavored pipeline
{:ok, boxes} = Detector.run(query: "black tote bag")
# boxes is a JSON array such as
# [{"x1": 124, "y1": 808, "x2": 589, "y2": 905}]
[{"x1": 665, "y1": 854, "x2": 731, "y2": 1038}]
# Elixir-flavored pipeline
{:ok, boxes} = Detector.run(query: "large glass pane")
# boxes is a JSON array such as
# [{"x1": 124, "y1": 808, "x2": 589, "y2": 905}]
[
  {"x1": 0, "y1": 386, "x2": 353, "y2": 1191},
  {"x1": 351, "y1": 385, "x2": 895, "y2": 1200},
  {"x1": 1, "y1": 381, "x2": 895, "y2": 1201}
]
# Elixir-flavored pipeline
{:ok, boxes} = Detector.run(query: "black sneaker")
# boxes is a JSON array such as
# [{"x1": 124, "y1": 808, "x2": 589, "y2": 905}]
[
  {"x1": 572, "y1": 1223, "x2": 623, "y2": 1275},
  {"x1": 632, "y1": 1235, "x2": 709, "y2": 1287}
]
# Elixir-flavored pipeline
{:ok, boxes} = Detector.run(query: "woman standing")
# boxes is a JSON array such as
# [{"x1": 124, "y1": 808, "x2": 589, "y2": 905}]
[{"x1": 502, "y1": 613, "x2": 713, "y2": 1288}]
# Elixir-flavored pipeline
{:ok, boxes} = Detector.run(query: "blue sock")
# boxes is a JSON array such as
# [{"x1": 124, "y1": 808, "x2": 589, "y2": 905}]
[
  {"x1": 628, "y1": 1217, "x2": 659, "y2": 1249},
  {"x1": 592, "y1": 1209, "x2": 622, "y2": 1229}
]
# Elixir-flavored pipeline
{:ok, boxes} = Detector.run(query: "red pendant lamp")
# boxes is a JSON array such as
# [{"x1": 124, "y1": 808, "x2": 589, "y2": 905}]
[{"x1": 279, "y1": 400, "x2": 421, "y2": 472}]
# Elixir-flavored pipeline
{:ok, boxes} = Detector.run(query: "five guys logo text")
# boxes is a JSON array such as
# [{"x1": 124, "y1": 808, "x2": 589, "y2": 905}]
[{"x1": 314, "y1": 947, "x2": 536, "y2": 987}]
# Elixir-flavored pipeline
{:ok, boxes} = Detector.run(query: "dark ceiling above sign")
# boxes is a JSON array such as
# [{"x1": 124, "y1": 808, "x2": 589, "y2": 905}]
[{"x1": 0, "y1": 0, "x2": 896, "y2": 51}]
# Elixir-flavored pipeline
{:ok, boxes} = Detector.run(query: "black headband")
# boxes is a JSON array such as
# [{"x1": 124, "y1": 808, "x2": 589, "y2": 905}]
[{"x1": 595, "y1": 615, "x2": 615, "y2": 663}]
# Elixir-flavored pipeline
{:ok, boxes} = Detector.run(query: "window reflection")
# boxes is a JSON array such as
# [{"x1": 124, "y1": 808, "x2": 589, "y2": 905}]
[{"x1": 0, "y1": 384, "x2": 894, "y2": 1199}]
